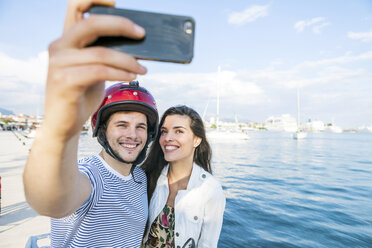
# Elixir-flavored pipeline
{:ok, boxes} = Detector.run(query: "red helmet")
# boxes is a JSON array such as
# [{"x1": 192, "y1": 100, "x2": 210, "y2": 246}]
[{"x1": 91, "y1": 81, "x2": 158, "y2": 140}]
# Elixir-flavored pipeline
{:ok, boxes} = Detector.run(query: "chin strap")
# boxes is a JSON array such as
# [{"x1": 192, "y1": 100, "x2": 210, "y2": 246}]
[{"x1": 97, "y1": 126, "x2": 148, "y2": 184}]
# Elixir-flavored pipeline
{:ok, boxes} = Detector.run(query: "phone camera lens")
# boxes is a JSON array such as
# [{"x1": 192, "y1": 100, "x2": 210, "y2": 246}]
[{"x1": 184, "y1": 21, "x2": 193, "y2": 34}]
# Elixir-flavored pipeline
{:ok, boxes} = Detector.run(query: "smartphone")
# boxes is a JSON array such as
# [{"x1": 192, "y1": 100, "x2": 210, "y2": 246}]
[{"x1": 89, "y1": 6, "x2": 195, "y2": 64}]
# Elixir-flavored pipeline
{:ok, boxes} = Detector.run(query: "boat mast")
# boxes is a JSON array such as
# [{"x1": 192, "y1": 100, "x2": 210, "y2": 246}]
[
  {"x1": 217, "y1": 66, "x2": 221, "y2": 131},
  {"x1": 202, "y1": 93, "x2": 211, "y2": 121},
  {"x1": 297, "y1": 85, "x2": 300, "y2": 130}
]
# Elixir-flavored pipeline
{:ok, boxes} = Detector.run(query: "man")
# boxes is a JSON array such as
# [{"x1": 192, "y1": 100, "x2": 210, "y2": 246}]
[{"x1": 23, "y1": 0, "x2": 157, "y2": 247}]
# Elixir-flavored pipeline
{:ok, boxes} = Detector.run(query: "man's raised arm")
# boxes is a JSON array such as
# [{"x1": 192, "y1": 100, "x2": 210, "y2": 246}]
[{"x1": 23, "y1": 3, "x2": 147, "y2": 218}]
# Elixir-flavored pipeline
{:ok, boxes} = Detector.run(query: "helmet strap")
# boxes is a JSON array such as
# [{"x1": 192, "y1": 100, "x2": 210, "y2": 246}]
[{"x1": 97, "y1": 126, "x2": 150, "y2": 184}]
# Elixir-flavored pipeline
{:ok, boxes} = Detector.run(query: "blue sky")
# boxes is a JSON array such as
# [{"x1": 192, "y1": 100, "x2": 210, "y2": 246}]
[{"x1": 0, "y1": 0, "x2": 371, "y2": 128}]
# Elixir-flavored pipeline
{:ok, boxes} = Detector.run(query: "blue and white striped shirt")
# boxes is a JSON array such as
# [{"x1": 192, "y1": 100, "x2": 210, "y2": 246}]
[{"x1": 51, "y1": 155, "x2": 148, "y2": 248}]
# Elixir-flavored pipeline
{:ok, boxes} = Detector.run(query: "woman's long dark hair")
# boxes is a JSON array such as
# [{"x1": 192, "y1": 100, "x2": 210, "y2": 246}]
[{"x1": 141, "y1": 105, "x2": 212, "y2": 202}]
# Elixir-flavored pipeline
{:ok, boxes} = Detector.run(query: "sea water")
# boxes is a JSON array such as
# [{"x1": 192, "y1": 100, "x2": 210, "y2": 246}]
[
  {"x1": 78, "y1": 131, "x2": 372, "y2": 248},
  {"x1": 214, "y1": 131, "x2": 372, "y2": 248}
]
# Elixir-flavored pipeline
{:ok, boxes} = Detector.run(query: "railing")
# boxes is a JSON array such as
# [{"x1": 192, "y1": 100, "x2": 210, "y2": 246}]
[{"x1": 25, "y1": 233, "x2": 50, "y2": 248}]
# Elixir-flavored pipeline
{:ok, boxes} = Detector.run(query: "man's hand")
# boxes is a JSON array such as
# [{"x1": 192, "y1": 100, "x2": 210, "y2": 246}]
[
  {"x1": 24, "y1": 1, "x2": 147, "y2": 217},
  {"x1": 64, "y1": 0, "x2": 115, "y2": 33},
  {"x1": 44, "y1": 14, "x2": 147, "y2": 140}
]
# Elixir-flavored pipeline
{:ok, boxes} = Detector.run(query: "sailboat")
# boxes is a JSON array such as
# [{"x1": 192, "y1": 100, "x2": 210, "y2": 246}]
[
  {"x1": 206, "y1": 66, "x2": 249, "y2": 141},
  {"x1": 293, "y1": 85, "x2": 307, "y2": 140}
]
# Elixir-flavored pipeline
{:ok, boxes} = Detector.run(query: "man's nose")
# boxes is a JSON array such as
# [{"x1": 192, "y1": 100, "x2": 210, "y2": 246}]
[{"x1": 124, "y1": 126, "x2": 137, "y2": 139}]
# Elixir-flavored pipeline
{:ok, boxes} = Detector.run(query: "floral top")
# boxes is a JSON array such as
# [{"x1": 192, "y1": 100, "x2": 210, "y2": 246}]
[{"x1": 143, "y1": 204, "x2": 175, "y2": 248}]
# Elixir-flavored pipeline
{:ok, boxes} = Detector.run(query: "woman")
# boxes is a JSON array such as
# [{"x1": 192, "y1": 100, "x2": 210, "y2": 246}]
[{"x1": 142, "y1": 105, "x2": 226, "y2": 248}]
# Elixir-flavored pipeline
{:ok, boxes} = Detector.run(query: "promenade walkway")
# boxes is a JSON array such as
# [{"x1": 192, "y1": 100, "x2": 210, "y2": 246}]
[{"x1": 0, "y1": 132, "x2": 49, "y2": 248}]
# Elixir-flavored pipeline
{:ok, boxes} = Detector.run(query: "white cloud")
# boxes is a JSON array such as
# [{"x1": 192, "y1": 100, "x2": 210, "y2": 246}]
[
  {"x1": 239, "y1": 51, "x2": 372, "y2": 89},
  {"x1": 298, "y1": 51, "x2": 372, "y2": 67},
  {"x1": 312, "y1": 22, "x2": 330, "y2": 34},
  {"x1": 283, "y1": 68, "x2": 363, "y2": 89},
  {"x1": 0, "y1": 51, "x2": 47, "y2": 114},
  {"x1": 310, "y1": 92, "x2": 343, "y2": 101},
  {"x1": 0, "y1": 51, "x2": 48, "y2": 86},
  {"x1": 228, "y1": 5, "x2": 269, "y2": 25},
  {"x1": 1, "y1": 49, "x2": 371, "y2": 126},
  {"x1": 348, "y1": 29, "x2": 372, "y2": 43},
  {"x1": 294, "y1": 17, "x2": 330, "y2": 34},
  {"x1": 138, "y1": 69, "x2": 266, "y2": 114}
]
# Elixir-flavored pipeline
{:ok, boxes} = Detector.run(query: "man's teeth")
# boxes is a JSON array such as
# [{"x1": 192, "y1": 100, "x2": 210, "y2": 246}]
[
  {"x1": 123, "y1": 144, "x2": 136, "y2": 148},
  {"x1": 165, "y1": 146, "x2": 177, "y2": 151}
]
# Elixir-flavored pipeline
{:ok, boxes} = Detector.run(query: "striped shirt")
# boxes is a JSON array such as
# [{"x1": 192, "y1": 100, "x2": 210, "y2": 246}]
[{"x1": 51, "y1": 155, "x2": 148, "y2": 248}]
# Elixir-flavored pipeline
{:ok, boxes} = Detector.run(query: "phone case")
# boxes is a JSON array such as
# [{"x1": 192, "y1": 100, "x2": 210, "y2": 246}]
[{"x1": 89, "y1": 6, "x2": 195, "y2": 64}]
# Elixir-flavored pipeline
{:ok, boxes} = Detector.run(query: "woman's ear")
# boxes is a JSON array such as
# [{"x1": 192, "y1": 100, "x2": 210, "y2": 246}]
[{"x1": 194, "y1": 136, "x2": 202, "y2": 148}]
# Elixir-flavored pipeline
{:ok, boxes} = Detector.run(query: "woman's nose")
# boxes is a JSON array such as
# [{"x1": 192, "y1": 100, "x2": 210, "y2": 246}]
[{"x1": 164, "y1": 132, "x2": 173, "y2": 141}]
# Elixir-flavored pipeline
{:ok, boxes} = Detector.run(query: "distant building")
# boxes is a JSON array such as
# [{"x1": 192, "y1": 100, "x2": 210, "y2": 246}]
[
  {"x1": 324, "y1": 118, "x2": 343, "y2": 133},
  {"x1": 264, "y1": 114, "x2": 297, "y2": 132},
  {"x1": 324, "y1": 124, "x2": 343, "y2": 133},
  {"x1": 358, "y1": 125, "x2": 372, "y2": 132},
  {"x1": 306, "y1": 119, "x2": 325, "y2": 132}
]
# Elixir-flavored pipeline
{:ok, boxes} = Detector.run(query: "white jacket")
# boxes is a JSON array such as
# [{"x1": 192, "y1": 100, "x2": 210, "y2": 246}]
[{"x1": 143, "y1": 164, "x2": 226, "y2": 248}]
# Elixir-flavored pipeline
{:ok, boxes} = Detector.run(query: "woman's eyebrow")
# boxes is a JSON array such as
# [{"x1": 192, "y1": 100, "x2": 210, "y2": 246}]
[
  {"x1": 161, "y1": 125, "x2": 187, "y2": 130},
  {"x1": 173, "y1": 126, "x2": 186, "y2": 129}
]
